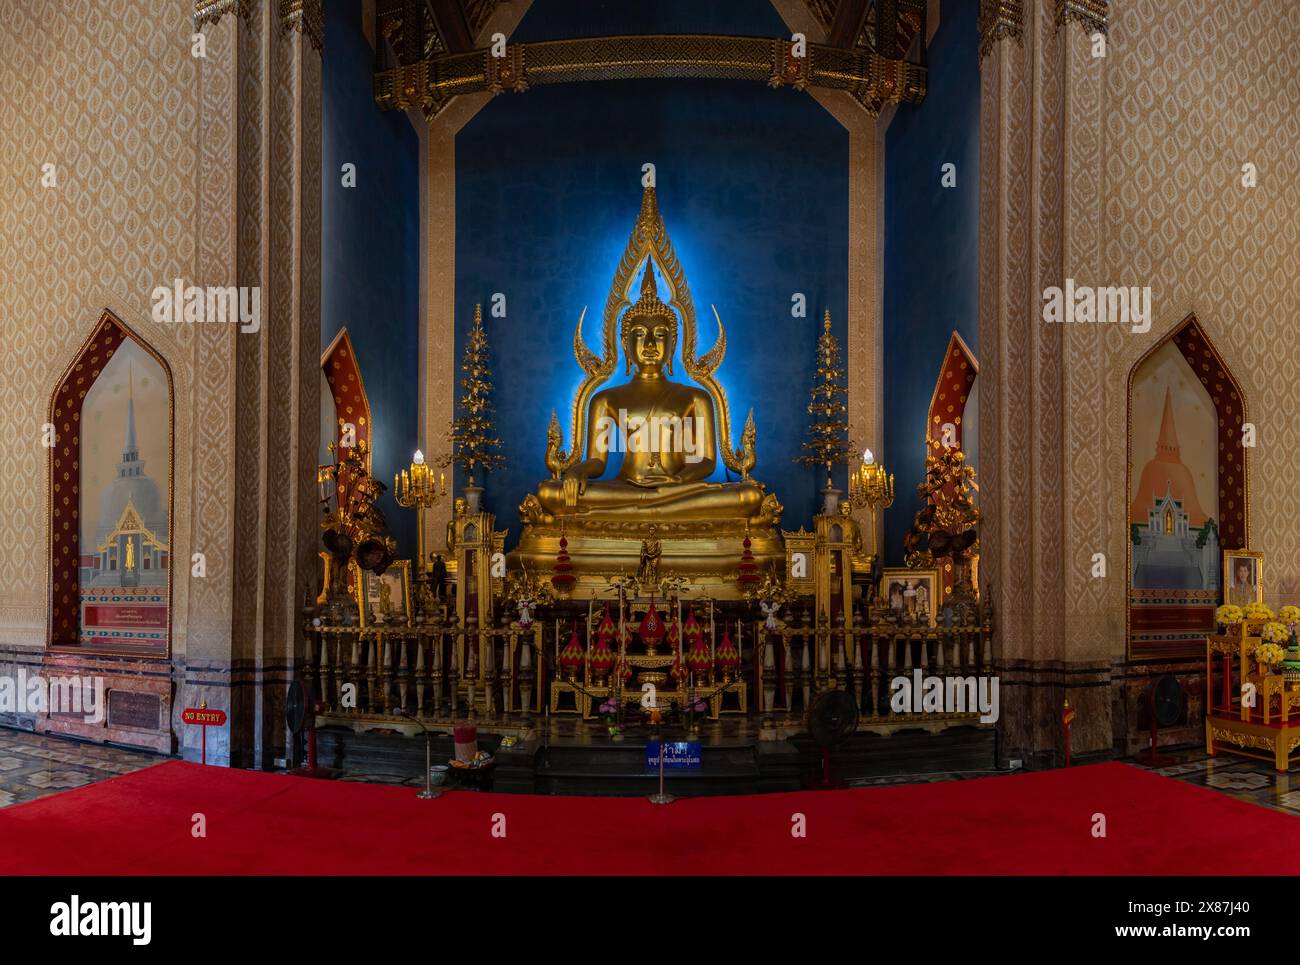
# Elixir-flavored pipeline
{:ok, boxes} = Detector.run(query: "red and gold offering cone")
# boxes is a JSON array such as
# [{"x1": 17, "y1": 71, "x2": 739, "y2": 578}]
[
  {"x1": 559, "y1": 622, "x2": 584, "y2": 681},
  {"x1": 596, "y1": 602, "x2": 617, "y2": 643},
  {"x1": 685, "y1": 610, "x2": 712, "y2": 679},
  {"x1": 639, "y1": 596, "x2": 666, "y2": 655},
  {"x1": 550, "y1": 535, "x2": 576, "y2": 596},
  {"x1": 715, "y1": 621, "x2": 739, "y2": 681},
  {"x1": 737, "y1": 536, "x2": 760, "y2": 589},
  {"x1": 590, "y1": 605, "x2": 616, "y2": 683}
]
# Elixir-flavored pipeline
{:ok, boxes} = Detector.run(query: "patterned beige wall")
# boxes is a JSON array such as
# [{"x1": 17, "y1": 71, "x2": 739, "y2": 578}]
[
  {"x1": 0, "y1": 0, "x2": 199, "y2": 652},
  {"x1": 980, "y1": 0, "x2": 1299, "y2": 757},
  {"x1": 1071, "y1": 0, "x2": 1300, "y2": 659}
]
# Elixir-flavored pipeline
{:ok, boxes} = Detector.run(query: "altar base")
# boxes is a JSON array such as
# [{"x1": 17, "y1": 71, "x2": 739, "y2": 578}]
[
  {"x1": 510, "y1": 522, "x2": 784, "y2": 600},
  {"x1": 310, "y1": 715, "x2": 996, "y2": 796}
]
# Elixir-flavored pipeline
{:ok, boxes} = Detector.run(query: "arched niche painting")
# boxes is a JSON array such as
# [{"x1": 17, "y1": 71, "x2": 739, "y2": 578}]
[
  {"x1": 49, "y1": 313, "x2": 173, "y2": 654},
  {"x1": 1127, "y1": 316, "x2": 1246, "y2": 659}
]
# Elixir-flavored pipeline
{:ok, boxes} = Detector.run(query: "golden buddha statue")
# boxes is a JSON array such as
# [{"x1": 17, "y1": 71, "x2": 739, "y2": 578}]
[
  {"x1": 511, "y1": 183, "x2": 784, "y2": 595},
  {"x1": 526, "y1": 263, "x2": 770, "y2": 524}
]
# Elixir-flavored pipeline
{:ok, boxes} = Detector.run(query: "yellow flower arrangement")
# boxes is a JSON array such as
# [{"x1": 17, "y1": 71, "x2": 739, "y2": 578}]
[
  {"x1": 1261, "y1": 622, "x2": 1290, "y2": 645},
  {"x1": 1256, "y1": 642, "x2": 1285, "y2": 666},
  {"x1": 1215, "y1": 604, "x2": 1244, "y2": 626},
  {"x1": 1243, "y1": 602, "x2": 1275, "y2": 622},
  {"x1": 1279, "y1": 605, "x2": 1300, "y2": 627}
]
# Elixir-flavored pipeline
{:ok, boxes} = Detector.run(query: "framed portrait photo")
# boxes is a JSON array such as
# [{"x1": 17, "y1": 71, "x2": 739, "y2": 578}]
[
  {"x1": 1222, "y1": 549, "x2": 1263, "y2": 608},
  {"x1": 880, "y1": 567, "x2": 941, "y2": 628},
  {"x1": 355, "y1": 560, "x2": 413, "y2": 628}
]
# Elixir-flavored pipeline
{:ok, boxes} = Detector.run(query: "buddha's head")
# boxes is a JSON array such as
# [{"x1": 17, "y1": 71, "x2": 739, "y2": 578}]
[{"x1": 621, "y1": 261, "x2": 678, "y2": 376}]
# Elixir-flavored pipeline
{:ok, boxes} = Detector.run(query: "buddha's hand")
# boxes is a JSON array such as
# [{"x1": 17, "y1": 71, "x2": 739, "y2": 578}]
[{"x1": 561, "y1": 466, "x2": 589, "y2": 507}]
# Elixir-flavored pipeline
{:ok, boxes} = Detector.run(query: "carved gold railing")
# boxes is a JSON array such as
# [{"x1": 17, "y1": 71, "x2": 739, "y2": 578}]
[
  {"x1": 752, "y1": 614, "x2": 996, "y2": 723},
  {"x1": 304, "y1": 608, "x2": 996, "y2": 729},
  {"x1": 305, "y1": 618, "x2": 544, "y2": 722}
]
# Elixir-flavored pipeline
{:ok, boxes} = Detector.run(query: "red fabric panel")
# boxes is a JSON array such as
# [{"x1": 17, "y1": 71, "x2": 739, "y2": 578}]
[
  {"x1": 1171, "y1": 322, "x2": 1246, "y2": 551},
  {"x1": 49, "y1": 316, "x2": 128, "y2": 647},
  {"x1": 926, "y1": 332, "x2": 979, "y2": 598},
  {"x1": 322, "y1": 330, "x2": 373, "y2": 508}
]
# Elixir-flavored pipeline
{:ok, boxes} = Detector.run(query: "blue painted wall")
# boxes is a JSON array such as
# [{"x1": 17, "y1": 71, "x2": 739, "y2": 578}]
[
  {"x1": 882, "y1": 0, "x2": 981, "y2": 564},
  {"x1": 455, "y1": 0, "x2": 850, "y2": 540},
  {"x1": 322, "y1": 0, "x2": 420, "y2": 557}
]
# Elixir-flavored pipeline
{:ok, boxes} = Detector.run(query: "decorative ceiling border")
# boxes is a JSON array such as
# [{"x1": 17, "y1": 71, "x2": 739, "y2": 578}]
[
  {"x1": 375, "y1": 33, "x2": 927, "y2": 118},
  {"x1": 978, "y1": 0, "x2": 1025, "y2": 60},
  {"x1": 280, "y1": 0, "x2": 325, "y2": 53},
  {"x1": 193, "y1": 0, "x2": 253, "y2": 30},
  {"x1": 1057, "y1": 0, "x2": 1109, "y2": 35}
]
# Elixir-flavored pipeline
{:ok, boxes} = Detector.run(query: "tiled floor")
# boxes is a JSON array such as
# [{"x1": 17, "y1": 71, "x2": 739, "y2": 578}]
[
  {"x1": 1141, "y1": 746, "x2": 1300, "y2": 817},
  {"x1": 2, "y1": 727, "x2": 1300, "y2": 819},
  {"x1": 0, "y1": 728, "x2": 163, "y2": 807}
]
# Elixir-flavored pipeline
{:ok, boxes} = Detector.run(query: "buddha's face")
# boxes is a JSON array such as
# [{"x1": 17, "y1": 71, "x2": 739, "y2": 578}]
[{"x1": 624, "y1": 313, "x2": 676, "y2": 375}]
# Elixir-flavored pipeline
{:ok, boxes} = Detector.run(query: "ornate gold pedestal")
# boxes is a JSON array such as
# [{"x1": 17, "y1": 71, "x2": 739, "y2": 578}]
[{"x1": 511, "y1": 519, "x2": 783, "y2": 600}]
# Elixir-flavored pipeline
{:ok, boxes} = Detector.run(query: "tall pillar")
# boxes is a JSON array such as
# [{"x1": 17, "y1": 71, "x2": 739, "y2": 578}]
[
  {"x1": 1057, "y1": 1, "x2": 1121, "y2": 756},
  {"x1": 190, "y1": 0, "x2": 322, "y2": 767},
  {"x1": 979, "y1": 0, "x2": 1111, "y2": 764},
  {"x1": 188, "y1": 0, "x2": 262, "y2": 767},
  {"x1": 418, "y1": 2, "x2": 532, "y2": 547}
]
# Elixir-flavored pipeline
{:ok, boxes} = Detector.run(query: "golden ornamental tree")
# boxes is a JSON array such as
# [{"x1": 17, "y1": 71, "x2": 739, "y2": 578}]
[
  {"x1": 794, "y1": 309, "x2": 854, "y2": 491},
  {"x1": 445, "y1": 304, "x2": 506, "y2": 488}
]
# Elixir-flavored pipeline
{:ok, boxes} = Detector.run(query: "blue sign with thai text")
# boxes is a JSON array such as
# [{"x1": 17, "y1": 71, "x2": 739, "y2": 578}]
[{"x1": 645, "y1": 741, "x2": 702, "y2": 769}]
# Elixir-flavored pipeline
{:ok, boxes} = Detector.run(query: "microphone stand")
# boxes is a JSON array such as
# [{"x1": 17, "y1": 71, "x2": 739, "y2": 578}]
[{"x1": 393, "y1": 706, "x2": 442, "y2": 800}]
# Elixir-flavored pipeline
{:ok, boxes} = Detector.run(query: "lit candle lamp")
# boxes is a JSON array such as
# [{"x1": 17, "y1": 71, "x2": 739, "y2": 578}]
[
  {"x1": 846, "y1": 447, "x2": 894, "y2": 560},
  {"x1": 395, "y1": 448, "x2": 447, "y2": 579}
]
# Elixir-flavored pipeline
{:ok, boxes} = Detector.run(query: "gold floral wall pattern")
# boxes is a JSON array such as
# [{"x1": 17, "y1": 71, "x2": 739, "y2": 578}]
[
  {"x1": 1085, "y1": 0, "x2": 1300, "y2": 639},
  {"x1": 979, "y1": 0, "x2": 1295, "y2": 755},
  {"x1": 0, "y1": 0, "x2": 199, "y2": 649}
]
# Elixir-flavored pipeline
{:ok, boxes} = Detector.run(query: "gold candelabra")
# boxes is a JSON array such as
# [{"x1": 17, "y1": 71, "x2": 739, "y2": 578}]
[
  {"x1": 846, "y1": 448, "x2": 894, "y2": 559},
  {"x1": 394, "y1": 450, "x2": 447, "y2": 578}
]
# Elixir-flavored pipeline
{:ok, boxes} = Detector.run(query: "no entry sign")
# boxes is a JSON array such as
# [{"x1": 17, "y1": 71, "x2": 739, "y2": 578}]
[
  {"x1": 182, "y1": 704, "x2": 227, "y2": 764},
  {"x1": 182, "y1": 707, "x2": 227, "y2": 726}
]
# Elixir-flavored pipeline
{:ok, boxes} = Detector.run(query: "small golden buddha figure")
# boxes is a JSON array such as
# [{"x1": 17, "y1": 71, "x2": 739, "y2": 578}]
[
  {"x1": 526, "y1": 263, "x2": 770, "y2": 524},
  {"x1": 637, "y1": 524, "x2": 662, "y2": 588}
]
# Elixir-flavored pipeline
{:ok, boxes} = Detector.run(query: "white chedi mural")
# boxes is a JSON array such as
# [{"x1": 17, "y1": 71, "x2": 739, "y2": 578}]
[
  {"x1": 1128, "y1": 342, "x2": 1219, "y2": 591},
  {"x1": 78, "y1": 340, "x2": 170, "y2": 650}
]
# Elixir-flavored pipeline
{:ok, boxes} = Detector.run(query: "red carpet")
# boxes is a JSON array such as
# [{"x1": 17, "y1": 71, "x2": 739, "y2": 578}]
[{"x1": 2, "y1": 760, "x2": 1297, "y2": 874}]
